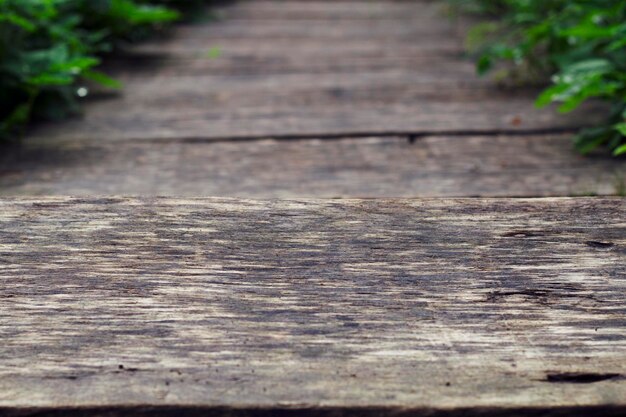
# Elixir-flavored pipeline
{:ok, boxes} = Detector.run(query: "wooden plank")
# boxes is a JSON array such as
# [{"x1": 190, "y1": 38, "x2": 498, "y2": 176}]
[
  {"x1": 1, "y1": 135, "x2": 625, "y2": 198},
  {"x1": 78, "y1": 70, "x2": 535, "y2": 121},
  {"x1": 132, "y1": 5, "x2": 462, "y2": 57},
  {"x1": 25, "y1": 99, "x2": 607, "y2": 142},
  {"x1": 25, "y1": 66, "x2": 607, "y2": 140},
  {"x1": 0, "y1": 197, "x2": 625, "y2": 415},
  {"x1": 129, "y1": 37, "x2": 463, "y2": 60},
  {"x1": 169, "y1": 18, "x2": 456, "y2": 40},
  {"x1": 106, "y1": 70, "x2": 496, "y2": 97},
  {"x1": 24, "y1": 0, "x2": 607, "y2": 142},
  {"x1": 102, "y1": 54, "x2": 472, "y2": 77},
  {"x1": 109, "y1": 2, "x2": 465, "y2": 76},
  {"x1": 214, "y1": 1, "x2": 445, "y2": 20}
]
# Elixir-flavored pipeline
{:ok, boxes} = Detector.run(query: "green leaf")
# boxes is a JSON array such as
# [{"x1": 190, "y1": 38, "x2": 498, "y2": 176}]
[
  {"x1": 82, "y1": 70, "x2": 123, "y2": 89},
  {"x1": 457, "y1": 0, "x2": 626, "y2": 155},
  {"x1": 615, "y1": 123, "x2": 626, "y2": 136},
  {"x1": 613, "y1": 144, "x2": 626, "y2": 156},
  {"x1": 51, "y1": 57, "x2": 101, "y2": 73},
  {"x1": 535, "y1": 83, "x2": 568, "y2": 108},
  {"x1": 563, "y1": 59, "x2": 613, "y2": 75},
  {"x1": 574, "y1": 126, "x2": 613, "y2": 154},
  {"x1": 0, "y1": 13, "x2": 36, "y2": 31},
  {"x1": 110, "y1": 0, "x2": 180, "y2": 25},
  {"x1": 27, "y1": 73, "x2": 74, "y2": 86},
  {"x1": 477, "y1": 55, "x2": 492, "y2": 75},
  {"x1": 1, "y1": 102, "x2": 32, "y2": 130}
]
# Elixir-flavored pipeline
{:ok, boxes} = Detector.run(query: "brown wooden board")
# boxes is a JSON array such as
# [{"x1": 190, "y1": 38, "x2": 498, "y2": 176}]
[
  {"x1": 213, "y1": 1, "x2": 449, "y2": 20},
  {"x1": 126, "y1": 1, "x2": 466, "y2": 65},
  {"x1": 94, "y1": 71, "x2": 510, "y2": 100},
  {"x1": 108, "y1": 0, "x2": 468, "y2": 76},
  {"x1": 22, "y1": 0, "x2": 608, "y2": 143},
  {"x1": 131, "y1": 1, "x2": 462, "y2": 56},
  {"x1": 1, "y1": 135, "x2": 625, "y2": 198},
  {"x1": 169, "y1": 18, "x2": 456, "y2": 40},
  {"x1": 103, "y1": 54, "x2": 471, "y2": 77},
  {"x1": 107, "y1": 4, "x2": 466, "y2": 76},
  {"x1": 0, "y1": 197, "x2": 625, "y2": 416},
  {"x1": 127, "y1": 39, "x2": 464, "y2": 65},
  {"x1": 24, "y1": 91, "x2": 606, "y2": 142}
]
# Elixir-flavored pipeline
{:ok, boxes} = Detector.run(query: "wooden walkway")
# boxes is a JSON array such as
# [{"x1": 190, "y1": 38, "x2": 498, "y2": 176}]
[
  {"x1": 0, "y1": 0, "x2": 623, "y2": 197},
  {"x1": 1, "y1": 1, "x2": 625, "y2": 416},
  {"x1": 1, "y1": 197, "x2": 625, "y2": 416}
]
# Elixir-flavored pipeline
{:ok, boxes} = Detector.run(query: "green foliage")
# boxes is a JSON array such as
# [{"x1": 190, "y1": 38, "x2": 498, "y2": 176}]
[
  {"x1": 0, "y1": 0, "x2": 186, "y2": 139},
  {"x1": 453, "y1": 0, "x2": 626, "y2": 156}
]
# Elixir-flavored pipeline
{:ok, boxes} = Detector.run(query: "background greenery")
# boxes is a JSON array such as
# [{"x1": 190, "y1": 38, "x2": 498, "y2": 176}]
[
  {"x1": 452, "y1": 0, "x2": 626, "y2": 156},
  {"x1": 0, "y1": 0, "x2": 208, "y2": 139}
]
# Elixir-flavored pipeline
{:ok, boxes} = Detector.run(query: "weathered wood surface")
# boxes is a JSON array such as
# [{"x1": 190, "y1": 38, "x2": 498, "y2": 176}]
[
  {"x1": 23, "y1": 0, "x2": 606, "y2": 144},
  {"x1": 1, "y1": 135, "x2": 624, "y2": 198},
  {"x1": 26, "y1": 98, "x2": 604, "y2": 142},
  {"x1": 0, "y1": 0, "x2": 621, "y2": 198},
  {"x1": 121, "y1": 2, "x2": 467, "y2": 74},
  {"x1": 81, "y1": 71, "x2": 538, "y2": 106},
  {"x1": 132, "y1": 34, "x2": 463, "y2": 57},
  {"x1": 170, "y1": 18, "x2": 456, "y2": 40},
  {"x1": 213, "y1": 1, "x2": 449, "y2": 20},
  {"x1": 109, "y1": 2, "x2": 468, "y2": 75},
  {"x1": 0, "y1": 197, "x2": 625, "y2": 416},
  {"x1": 104, "y1": 53, "x2": 473, "y2": 77}
]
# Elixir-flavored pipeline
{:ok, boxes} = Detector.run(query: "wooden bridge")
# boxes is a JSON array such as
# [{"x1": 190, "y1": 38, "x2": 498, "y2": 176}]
[{"x1": 0, "y1": 1, "x2": 624, "y2": 416}]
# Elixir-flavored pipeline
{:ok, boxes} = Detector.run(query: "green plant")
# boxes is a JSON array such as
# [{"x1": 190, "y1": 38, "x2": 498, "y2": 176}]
[
  {"x1": 453, "y1": 0, "x2": 626, "y2": 156},
  {"x1": 0, "y1": 0, "x2": 185, "y2": 139}
]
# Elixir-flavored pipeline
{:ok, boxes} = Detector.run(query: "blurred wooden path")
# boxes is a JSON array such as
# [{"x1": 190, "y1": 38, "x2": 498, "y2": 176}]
[
  {"x1": 1, "y1": 2, "x2": 625, "y2": 417},
  {"x1": 0, "y1": 0, "x2": 624, "y2": 197}
]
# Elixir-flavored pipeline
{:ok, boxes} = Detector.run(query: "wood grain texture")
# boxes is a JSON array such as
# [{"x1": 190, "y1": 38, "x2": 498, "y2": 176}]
[
  {"x1": 107, "y1": 2, "x2": 467, "y2": 76},
  {"x1": 213, "y1": 1, "x2": 448, "y2": 21},
  {"x1": 0, "y1": 197, "x2": 625, "y2": 416},
  {"x1": 103, "y1": 54, "x2": 472, "y2": 77},
  {"x1": 130, "y1": 33, "x2": 463, "y2": 57},
  {"x1": 132, "y1": 1, "x2": 464, "y2": 63},
  {"x1": 25, "y1": 98, "x2": 606, "y2": 142},
  {"x1": 1, "y1": 135, "x2": 625, "y2": 198},
  {"x1": 169, "y1": 17, "x2": 456, "y2": 40}
]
